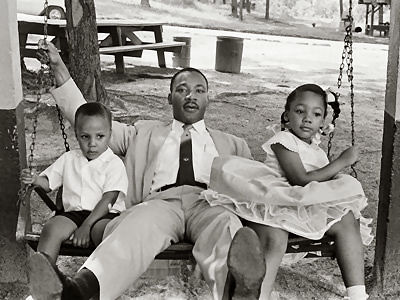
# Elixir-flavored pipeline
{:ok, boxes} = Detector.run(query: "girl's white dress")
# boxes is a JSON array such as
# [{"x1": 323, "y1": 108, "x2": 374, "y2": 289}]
[{"x1": 202, "y1": 130, "x2": 373, "y2": 245}]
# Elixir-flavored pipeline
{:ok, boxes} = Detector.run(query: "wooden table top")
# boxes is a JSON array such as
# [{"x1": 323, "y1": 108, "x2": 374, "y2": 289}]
[{"x1": 17, "y1": 13, "x2": 165, "y2": 28}]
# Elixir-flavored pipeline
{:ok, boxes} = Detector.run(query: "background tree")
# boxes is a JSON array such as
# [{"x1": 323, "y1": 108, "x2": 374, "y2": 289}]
[
  {"x1": 265, "y1": 0, "x2": 270, "y2": 20},
  {"x1": 231, "y1": 0, "x2": 238, "y2": 17},
  {"x1": 64, "y1": 0, "x2": 107, "y2": 104},
  {"x1": 141, "y1": 0, "x2": 151, "y2": 8}
]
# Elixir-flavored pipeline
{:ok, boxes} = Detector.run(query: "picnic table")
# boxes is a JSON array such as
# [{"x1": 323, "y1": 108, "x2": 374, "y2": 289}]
[{"x1": 17, "y1": 13, "x2": 185, "y2": 73}]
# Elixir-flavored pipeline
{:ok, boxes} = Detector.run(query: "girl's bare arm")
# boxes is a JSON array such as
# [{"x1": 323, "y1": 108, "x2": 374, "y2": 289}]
[{"x1": 272, "y1": 144, "x2": 358, "y2": 186}]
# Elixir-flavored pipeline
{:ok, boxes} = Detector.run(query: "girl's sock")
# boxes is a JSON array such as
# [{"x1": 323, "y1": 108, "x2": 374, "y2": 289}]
[{"x1": 346, "y1": 285, "x2": 368, "y2": 300}]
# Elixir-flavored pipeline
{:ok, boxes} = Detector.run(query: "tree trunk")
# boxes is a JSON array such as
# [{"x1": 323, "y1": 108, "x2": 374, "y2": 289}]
[
  {"x1": 223, "y1": 0, "x2": 226, "y2": 4},
  {"x1": 141, "y1": 0, "x2": 151, "y2": 8},
  {"x1": 265, "y1": 0, "x2": 270, "y2": 20},
  {"x1": 231, "y1": 0, "x2": 238, "y2": 17},
  {"x1": 245, "y1": 0, "x2": 250, "y2": 13},
  {"x1": 239, "y1": 0, "x2": 243, "y2": 20},
  {"x1": 64, "y1": 0, "x2": 108, "y2": 104}
]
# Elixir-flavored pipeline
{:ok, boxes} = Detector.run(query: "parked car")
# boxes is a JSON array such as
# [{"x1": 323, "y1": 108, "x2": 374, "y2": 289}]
[{"x1": 17, "y1": 0, "x2": 66, "y2": 19}]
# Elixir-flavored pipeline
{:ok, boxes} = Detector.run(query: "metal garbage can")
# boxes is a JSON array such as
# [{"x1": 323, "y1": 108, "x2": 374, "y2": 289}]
[
  {"x1": 172, "y1": 36, "x2": 191, "y2": 68},
  {"x1": 215, "y1": 36, "x2": 244, "y2": 74}
]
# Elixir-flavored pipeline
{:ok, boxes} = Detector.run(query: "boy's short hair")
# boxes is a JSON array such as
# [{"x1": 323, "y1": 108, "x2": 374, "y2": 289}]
[
  {"x1": 74, "y1": 102, "x2": 112, "y2": 129},
  {"x1": 169, "y1": 67, "x2": 209, "y2": 92}
]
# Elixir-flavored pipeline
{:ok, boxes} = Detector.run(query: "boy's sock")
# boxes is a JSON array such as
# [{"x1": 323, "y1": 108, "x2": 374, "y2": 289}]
[{"x1": 346, "y1": 285, "x2": 368, "y2": 300}]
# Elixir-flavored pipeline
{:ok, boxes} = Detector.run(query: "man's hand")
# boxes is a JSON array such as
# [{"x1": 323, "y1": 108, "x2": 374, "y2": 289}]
[
  {"x1": 71, "y1": 224, "x2": 91, "y2": 248},
  {"x1": 37, "y1": 39, "x2": 63, "y2": 67},
  {"x1": 37, "y1": 39, "x2": 71, "y2": 87}
]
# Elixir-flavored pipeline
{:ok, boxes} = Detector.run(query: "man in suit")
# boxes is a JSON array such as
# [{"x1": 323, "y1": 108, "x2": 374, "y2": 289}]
[{"x1": 30, "y1": 42, "x2": 266, "y2": 300}]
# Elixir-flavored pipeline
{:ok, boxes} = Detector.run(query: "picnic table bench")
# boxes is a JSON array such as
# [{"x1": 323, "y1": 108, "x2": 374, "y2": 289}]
[{"x1": 17, "y1": 13, "x2": 185, "y2": 73}]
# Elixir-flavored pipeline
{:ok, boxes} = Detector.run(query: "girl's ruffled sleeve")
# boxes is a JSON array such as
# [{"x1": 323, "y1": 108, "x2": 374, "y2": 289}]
[{"x1": 261, "y1": 131, "x2": 299, "y2": 153}]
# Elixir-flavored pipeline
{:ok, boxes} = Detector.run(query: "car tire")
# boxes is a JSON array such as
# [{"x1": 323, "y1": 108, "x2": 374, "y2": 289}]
[{"x1": 41, "y1": 6, "x2": 65, "y2": 19}]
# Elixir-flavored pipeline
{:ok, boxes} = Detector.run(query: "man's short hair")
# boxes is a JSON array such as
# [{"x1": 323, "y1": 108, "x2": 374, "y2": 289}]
[
  {"x1": 74, "y1": 102, "x2": 112, "y2": 129},
  {"x1": 169, "y1": 67, "x2": 209, "y2": 92}
]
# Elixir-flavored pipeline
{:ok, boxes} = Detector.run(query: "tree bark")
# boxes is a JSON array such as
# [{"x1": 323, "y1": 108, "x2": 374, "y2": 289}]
[
  {"x1": 64, "y1": 0, "x2": 108, "y2": 104},
  {"x1": 141, "y1": 0, "x2": 151, "y2": 8},
  {"x1": 265, "y1": 0, "x2": 270, "y2": 20}
]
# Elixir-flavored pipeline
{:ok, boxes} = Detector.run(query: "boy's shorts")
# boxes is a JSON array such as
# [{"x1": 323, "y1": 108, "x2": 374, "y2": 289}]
[{"x1": 55, "y1": 210, "x2": 120, "y2": 228}]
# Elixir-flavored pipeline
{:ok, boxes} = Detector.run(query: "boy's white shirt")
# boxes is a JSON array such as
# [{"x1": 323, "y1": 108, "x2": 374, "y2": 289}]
[{"x1": 40, "y1": 147, "x2": 128, "y2": 213}]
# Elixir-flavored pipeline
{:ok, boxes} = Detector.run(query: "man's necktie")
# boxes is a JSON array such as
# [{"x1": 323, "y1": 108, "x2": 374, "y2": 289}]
[{"x1": 176, "y1": 125, "x2": 197, "y2": 186}]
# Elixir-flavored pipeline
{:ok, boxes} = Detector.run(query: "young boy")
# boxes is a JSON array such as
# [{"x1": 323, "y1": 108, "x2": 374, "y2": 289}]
[{"x1": 21, "y1": 102, "x2": 128, "y2": 264}]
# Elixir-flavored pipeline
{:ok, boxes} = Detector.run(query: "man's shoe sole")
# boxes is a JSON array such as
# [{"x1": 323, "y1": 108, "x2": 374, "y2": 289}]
[
  {"x1": 29, "y1": 252, "x2": 63, "y2": 300},
  {"x1": 228, "y1": 227, "x2": 266, "y2": 300}
]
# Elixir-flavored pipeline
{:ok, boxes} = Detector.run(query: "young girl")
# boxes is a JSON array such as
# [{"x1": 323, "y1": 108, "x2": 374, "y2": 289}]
[
  {"x1": 202, "y1": 84, "x2": 373, "y2": 300},
  {"x1": 21, "y1": 102, "x2": 128, "y2": 265}
]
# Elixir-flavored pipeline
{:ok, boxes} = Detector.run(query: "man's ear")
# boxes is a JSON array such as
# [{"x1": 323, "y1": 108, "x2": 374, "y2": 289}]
[{"x1": 168, "y1": 93, "x2": 172, "y2": 105}]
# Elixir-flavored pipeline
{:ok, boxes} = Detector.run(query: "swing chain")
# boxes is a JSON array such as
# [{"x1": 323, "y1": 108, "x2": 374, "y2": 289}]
[
  {"x1": 328, "y1": 0, "x2": 357, "y2": 178},
  {"x1": 56, "y1": 105, "x2": 70, "y2": 151},
  {"x1": 345, "y1": 0, "x2": 357, "y2": 178},
  {"x1": 18, "y1": 0, "x2": 63, "y2": 207}
]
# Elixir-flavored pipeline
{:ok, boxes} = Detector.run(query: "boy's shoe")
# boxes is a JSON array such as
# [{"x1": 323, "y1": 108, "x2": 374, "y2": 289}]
[
  {"x1": 29, "y1": 252, "x2": 83, "y2": 300},
  {"x1": 227, "y1": 227, "x2": 266, "y2": 300}
]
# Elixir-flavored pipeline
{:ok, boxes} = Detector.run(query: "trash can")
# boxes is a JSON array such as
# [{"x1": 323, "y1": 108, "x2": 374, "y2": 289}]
[
  {"x1": 172, "y1": 36, "x2": 191, "y2": 68},
  {"x1": 215, "y1": 36, "x2": 244, "y2": 74}
]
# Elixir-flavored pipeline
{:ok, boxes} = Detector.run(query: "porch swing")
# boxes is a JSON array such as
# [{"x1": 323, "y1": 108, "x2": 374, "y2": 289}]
[{"x1": 16, "y1": 0, "x2": 359, "y2": 261}]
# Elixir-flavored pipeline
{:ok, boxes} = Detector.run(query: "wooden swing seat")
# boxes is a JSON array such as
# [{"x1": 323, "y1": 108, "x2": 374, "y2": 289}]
[{"x1": 16, "y1": 186, "x2": 336, "y2": 261}]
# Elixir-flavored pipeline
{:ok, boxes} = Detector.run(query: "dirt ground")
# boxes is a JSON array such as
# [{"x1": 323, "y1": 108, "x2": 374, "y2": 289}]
[
  {"x1": 13, "y1": 47, "x2": 385, "y2": 299},
  {"x1": 9, "y1": 1, "x2": 388, "y2": 297}
]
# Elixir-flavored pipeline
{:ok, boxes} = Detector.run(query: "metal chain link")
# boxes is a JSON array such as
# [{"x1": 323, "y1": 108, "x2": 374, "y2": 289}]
[
  {"x1": 327, "y1": 0, "x2": 357, "y2": 178},
  {"x1": 56, "y1": 105, "x2": 70, "y2": 151}
]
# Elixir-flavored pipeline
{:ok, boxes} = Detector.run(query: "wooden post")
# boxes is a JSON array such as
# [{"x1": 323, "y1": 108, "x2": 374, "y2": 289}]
[
  {"x1": 365, "y1": 4, "x2": 369, "y2": 35},
  {"x1": 378, "y1": 4, "x2": 384, "y2": 24},
  {"x1": 0, "y1": 0, "x2": 29, "y2": 295},
  {"x1": 265, "y1": 0, "x2": 270, "y2": 20},
  {"x1": 370, "y1": 4, "x2": 375, "y2": 36},
  {"x1": 373, "y1": 1, "x2": 400, "y2": 298}
]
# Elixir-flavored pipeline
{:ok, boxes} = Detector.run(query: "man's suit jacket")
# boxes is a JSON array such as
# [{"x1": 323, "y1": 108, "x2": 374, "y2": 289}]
[{"x1": 52, "y1": 79, "x2": 252, "y2": 207}]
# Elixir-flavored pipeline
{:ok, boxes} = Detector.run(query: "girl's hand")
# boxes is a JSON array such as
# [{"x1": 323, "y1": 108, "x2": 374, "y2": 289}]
[
  {"x1": 71, "y1": 224, "x2": 91, "y2": 248},
  {"x1": 338, "y1": 146, "x2": 359, "y2": 166},
  {"x1": 20, "y1": 168, "x2": 38, "y2": 185}
]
